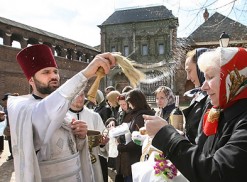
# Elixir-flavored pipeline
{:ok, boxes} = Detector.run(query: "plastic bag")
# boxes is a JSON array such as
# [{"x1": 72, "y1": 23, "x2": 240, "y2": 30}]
[
  {"x1": 109, "y1": 123, "x2": 130, "y2": 138},
  {"x1": 132, "y1": 131, "x2": 148, "y2": 146},
  {"x1": 108, "y1": 137, "x2": 118, "y2": 158},
  {"x1": 132, "y1": 152, "x2": 189, "y2": 182}
]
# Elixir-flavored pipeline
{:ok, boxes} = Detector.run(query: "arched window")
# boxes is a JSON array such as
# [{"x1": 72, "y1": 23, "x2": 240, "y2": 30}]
[{"x1": 12, "y1": 40, "x2": 21, "y2": 48}]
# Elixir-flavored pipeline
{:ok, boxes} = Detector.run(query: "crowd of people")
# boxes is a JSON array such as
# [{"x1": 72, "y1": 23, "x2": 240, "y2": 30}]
[
  {"x1": 1, "y1": 44, "x2": 247, "y2": 182},
  {"x1": 0, "y1": 92, "x2": 18, "y2": 161}
]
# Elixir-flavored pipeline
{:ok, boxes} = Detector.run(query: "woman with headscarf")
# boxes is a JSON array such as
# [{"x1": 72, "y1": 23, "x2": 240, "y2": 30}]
[
  {"x1": 154, "y1": 86, "x2": 175, "y2": 121},
  {"x1": 183, "y1": 48, "x2": 212, "y2": 144},
  {"x1": 144, "y1": 47, "x2": 247, "y2": 182}
]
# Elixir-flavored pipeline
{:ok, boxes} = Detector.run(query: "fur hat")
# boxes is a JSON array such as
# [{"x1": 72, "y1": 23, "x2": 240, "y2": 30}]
[{"x1": 16, "y1": 44, "x2": 58, "y2": 80}]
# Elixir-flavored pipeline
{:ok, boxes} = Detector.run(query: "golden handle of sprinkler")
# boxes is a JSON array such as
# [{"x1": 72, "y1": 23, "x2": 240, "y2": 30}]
[{"x1": 87, "y1": 67, "x2": 106, "y2": 103}]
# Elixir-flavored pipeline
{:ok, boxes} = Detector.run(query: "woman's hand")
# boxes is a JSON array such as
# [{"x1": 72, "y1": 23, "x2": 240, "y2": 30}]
[
  {"x1": 71, "y1": 119, "x2": 88, "y2": 139},
  {"x1": 143, "y1": 115, "x2": 168, "y2": 137},
  {"x1": 106, "y1": 121, "x2": 115, "y2": 129}
]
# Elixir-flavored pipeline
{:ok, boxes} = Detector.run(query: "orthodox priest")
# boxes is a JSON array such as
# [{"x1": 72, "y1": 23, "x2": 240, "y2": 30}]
[{"x1": 7, "y1": 44, "x2": 115, "y2": 182}]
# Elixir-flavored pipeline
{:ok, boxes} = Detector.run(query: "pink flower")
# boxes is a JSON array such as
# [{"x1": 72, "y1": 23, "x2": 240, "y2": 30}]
[
  {"x1": 154, "y1": 168, "x2": 161, "y2": 175},
  {"x1": 153, "y1": 154, "x2": 178, "y2": 180}
]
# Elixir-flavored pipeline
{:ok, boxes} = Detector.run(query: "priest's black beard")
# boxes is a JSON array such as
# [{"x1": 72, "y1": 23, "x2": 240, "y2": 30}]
[{"x1": 33, "y1": 77, "x2": 59, "y2": 95}]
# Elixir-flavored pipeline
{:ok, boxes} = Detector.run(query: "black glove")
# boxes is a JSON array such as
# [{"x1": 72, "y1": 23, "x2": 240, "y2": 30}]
[{"x1": 117, "y1": 135, "x2": 126, "y2": 144}]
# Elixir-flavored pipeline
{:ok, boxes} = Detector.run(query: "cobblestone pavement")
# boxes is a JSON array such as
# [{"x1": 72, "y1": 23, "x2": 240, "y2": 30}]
[
  {"x1": 0, "y1": 140, "x2": 116, "y2": 182},
  {"x1": 0, "y1": 140, "x2": 15, "y2": 182}
]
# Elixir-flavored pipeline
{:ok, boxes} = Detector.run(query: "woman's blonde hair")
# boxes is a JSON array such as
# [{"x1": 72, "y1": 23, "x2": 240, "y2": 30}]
[{"x1": 186, "y1": 49, "x2": 196, "y2": 61}]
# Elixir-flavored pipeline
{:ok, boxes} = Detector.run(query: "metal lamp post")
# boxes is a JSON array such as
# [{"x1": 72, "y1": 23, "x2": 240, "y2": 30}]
[{"x1": 219, "y1": 32, "x2": 230, "y2": 47}]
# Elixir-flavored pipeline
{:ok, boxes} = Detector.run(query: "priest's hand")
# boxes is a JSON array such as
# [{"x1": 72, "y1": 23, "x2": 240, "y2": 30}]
[
  {"x1": 81, "y1": 52, "x2": 116, "y2": 79},
  {"x1": 100, "y1": 135, "x2": 109, "y2": 145},
  {"x1": 71, "y1": 119, "x2": 88, "y2": 139},
  {"x1": 143, "y1": 115, "x2": 168, "y2": 137}
]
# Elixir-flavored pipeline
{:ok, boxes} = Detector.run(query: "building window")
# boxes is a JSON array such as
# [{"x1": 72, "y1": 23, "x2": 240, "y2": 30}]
[
  {"x1": 142, "y1": 44, "x2": 148, "y2": 56},
  {"x1": 0, "y1": 38, "x2": 3, "y2": 45},
  {"x1": 158, "y1": 44, "x2": 164, "y2": 55},
  {"x1": 12, "y1": 41, "x2": 21, "y2": 48},
  {"x1": 111, "y1": 46, "x2": 116, "y2": 52},
  {"x1": 124, "y1": 46, "x2": 129, "y2": 56}
]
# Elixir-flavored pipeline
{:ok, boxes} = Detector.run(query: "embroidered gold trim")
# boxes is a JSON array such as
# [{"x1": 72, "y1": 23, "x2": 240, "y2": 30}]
[{"x1": 207, "y1": 108, "x2": 220, "y2": 123}]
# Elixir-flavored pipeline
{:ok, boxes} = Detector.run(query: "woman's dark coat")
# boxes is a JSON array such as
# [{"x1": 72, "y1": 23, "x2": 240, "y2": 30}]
[
  {"x1": 94, "y1": 100, "x2": 112, "y2": 124},
  {"x1": 152, "y1": 99, "x2": 247, "y2": 182},
  {"x1": 183, "y1": 91, "x2": 212, "y2": 144},
  {"x1": 116, "y1": 109, "x2": 155, "y2": 177}
]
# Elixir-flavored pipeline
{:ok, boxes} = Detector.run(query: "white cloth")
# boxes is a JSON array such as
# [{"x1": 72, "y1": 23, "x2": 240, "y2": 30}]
[
  {"x1": 0, "y1": 119, "x2": 6, "y2": 136},
  {"x1": 108, "y1": 137, "x2": 118, "y2": 158},
  {"x1": 8, "y1": 72, "x2": 93, "y2": 182},
  {"x1": 132, "y1": 158, "x2": 188, "y2": 182},
  {"x1": 67, "y1": 106, "x2": 108, "y2": 182},
  {"x1": 109, "y1": 123, "x2": 130, "y2": 138}
]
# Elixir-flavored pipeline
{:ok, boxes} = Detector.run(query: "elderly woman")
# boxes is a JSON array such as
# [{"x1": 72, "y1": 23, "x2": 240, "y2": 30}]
[
  {"x1": 183, "y1": 48, "x2": 212, "y2": 144},
  {"x1": 144, "y1": 47, "x2": 247, "y2": 182}
]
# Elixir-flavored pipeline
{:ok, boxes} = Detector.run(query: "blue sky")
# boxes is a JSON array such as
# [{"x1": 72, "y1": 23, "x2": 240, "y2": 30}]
[{"x1": 0, "y1": 0, "x2": 246, "y2": 47}]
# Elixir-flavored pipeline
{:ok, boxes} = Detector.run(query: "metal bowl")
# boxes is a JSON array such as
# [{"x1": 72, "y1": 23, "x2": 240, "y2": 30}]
[{"x1": 87, "y1": 130, "x2": 101, "y2": 147}]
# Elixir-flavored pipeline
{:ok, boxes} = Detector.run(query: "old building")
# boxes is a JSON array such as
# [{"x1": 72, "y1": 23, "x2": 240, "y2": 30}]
[
  {"x1": 181, "y1": 11, "x2": 247, "y2": 93},
  {"x1": 187, "y1": 11, "x2": 247, "y2": 48},
  {"x1": 99, "y1": 7, "x2": 247, "y2": 103},
  {"x1": 0, "y1": 16, "x2": 100, "y2": 98},
  {"x1": 98, "y1": 5, "x2": 182, "y2": 102}
]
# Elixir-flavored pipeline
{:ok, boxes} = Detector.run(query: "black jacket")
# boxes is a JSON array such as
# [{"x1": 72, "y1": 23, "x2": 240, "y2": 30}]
[
  {"x1": 183, "y1": 91, "x2": 212, "y2": 144},
  {"x1": 152, "y1": 98, "x2": 247, "y2": 182},
  {"x1": 158, "y1": 103, "x2": 175, "y2": 121},
  {"x1": 94, "y1": 101, "x2": 112, "y2": 124}
]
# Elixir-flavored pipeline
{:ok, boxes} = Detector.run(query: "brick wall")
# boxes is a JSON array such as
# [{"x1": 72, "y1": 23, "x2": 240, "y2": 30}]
[{"x1": 0, "y1": 45, "x2": 95, "y2": 104}]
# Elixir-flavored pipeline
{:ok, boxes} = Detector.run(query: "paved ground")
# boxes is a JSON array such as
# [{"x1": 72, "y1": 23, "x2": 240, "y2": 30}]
[
  {"x1": 0, "y1": 140, "x2": 15, "y2": 182},
  {"x1": 0, "y1": 140, "x2": 116, "y2": 182}
]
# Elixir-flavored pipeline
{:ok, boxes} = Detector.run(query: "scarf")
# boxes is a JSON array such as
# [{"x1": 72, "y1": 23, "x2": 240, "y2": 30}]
[{"x1": 203, "y1": 47, "x2": 247, "y2": 136}]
